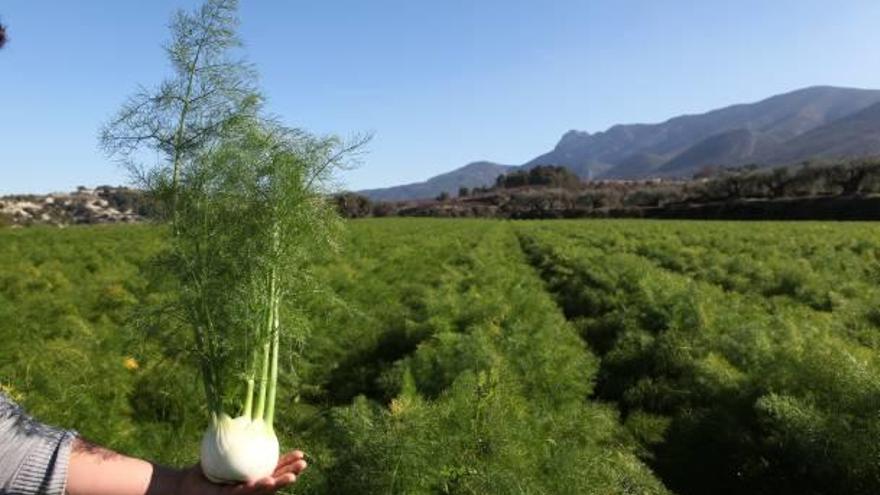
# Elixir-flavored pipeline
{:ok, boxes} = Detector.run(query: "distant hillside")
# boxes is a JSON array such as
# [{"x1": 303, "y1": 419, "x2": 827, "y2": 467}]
[
  {"x1": 522, "y1": 86, "x2": 880, "y2": 179},
  {"x1": 359, "y1": 161, "x2": 514, "y2": 201},
  {"x1": 340, "y1": 159, "x2": 880, "y2": 221},
  {"x1": 761, "y1": 101, "x2": 880, "y2": 164},
  {"x1": 0, "y1": 186, "x2": 148, "y2": 226},
  {"x1": 361, "y1": 86, "x2": 880, "y2": 199},
  {"x1": 656, "y1": 129, "x2": 777, "y2": 177}
]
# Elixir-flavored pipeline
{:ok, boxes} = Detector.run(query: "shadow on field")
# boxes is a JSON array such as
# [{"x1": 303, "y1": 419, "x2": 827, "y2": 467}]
[
  {"x1": 320, "y1": 325, "x2": 424, "y2": 406},
  {"x1": 513, "y1": 229, "x2": 868, "y2": 495}
]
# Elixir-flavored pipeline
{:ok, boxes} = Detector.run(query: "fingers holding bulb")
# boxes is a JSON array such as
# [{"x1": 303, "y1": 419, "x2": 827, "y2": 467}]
[{"x1": 273, "y1": 451, "x2": 307, "y2": 477}]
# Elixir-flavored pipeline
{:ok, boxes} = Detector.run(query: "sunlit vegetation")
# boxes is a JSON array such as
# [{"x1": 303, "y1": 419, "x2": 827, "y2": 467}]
[
  {"x1": 517, "y1": 220, "x2": 880, "y2": 495},
  {"x1": 3, "y1": 219, "x2": 880, "y2": 494}
]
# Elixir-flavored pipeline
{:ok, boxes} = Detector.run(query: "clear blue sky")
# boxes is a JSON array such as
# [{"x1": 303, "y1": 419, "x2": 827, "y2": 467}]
[{"x1": 3, "y1": 0, "x2": 880, "y2": 194}]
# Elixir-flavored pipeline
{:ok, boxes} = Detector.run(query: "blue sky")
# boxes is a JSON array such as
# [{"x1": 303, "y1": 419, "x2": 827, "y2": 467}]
[{"x1": 3, "y1": 0, "x2": 880, "y2": 194}]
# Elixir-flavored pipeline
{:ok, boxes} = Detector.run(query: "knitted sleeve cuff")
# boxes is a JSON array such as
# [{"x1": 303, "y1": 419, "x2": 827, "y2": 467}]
[{"x1": 7, "y1": 429, "x2": 77, "y2": 495}]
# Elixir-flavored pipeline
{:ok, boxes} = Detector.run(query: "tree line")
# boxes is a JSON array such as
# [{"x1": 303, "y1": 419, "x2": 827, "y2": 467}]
[{"x1": 335, "y1": 159, "x2": 880, "y2": 218}]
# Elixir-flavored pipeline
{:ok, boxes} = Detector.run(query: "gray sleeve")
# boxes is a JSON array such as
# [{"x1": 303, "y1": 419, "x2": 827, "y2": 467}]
[{"x1": 0, "y1": 394, "x2": 77, "y2": 495}]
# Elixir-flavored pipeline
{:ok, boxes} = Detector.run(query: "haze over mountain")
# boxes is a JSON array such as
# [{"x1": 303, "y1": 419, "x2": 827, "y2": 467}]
[
  {"x1": 360, "y1": 86, "x2": 880, "y2": 200},
  {"x1": 359, "y1": 161, "x2": 515, "y2": 201}
]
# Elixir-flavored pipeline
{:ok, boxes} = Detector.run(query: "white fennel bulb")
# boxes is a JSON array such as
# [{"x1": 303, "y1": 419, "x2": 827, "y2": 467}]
[{"x1": 200, "y1": 413, "x2": 280, "y2": 483}]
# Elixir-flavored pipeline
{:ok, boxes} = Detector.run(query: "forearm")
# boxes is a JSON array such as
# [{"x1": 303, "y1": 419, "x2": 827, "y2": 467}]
[
  {"x1": 67, "y1": 439, "x2": 181, "y2": 495},
  {"x1": 2, "y1": 394, "x2": 304, "y2": 495}
]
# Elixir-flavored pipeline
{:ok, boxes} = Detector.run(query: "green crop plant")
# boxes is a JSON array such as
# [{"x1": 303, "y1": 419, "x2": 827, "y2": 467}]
[{"x1": 143, "y1": 114, "x2": 364, "y2": 481}]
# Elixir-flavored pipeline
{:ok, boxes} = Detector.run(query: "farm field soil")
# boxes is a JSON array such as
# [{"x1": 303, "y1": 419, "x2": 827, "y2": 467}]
[{"x1": 2, "y1": 219, "x2": 879, "y2": 495}]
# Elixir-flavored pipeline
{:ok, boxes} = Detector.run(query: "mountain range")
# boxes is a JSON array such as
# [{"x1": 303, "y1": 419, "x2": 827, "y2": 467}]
[{"x1": 359, "y1": 86, "x2": 880, "y2": 201}]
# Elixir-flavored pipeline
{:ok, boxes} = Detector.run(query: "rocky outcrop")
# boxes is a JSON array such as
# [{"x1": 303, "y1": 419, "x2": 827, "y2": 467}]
[{"x1": 0, "y1": 186, "x2": 145, "y2": 226}]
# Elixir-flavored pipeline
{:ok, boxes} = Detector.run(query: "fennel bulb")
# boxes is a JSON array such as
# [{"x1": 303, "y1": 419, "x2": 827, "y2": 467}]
[{"x1": 200, "y1": 413, "x2": 280, "y2": 483}]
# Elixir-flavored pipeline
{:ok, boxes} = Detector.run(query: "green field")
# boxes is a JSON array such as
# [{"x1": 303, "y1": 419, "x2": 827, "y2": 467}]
[{"x1": 2, "y1": 219, "x2": 880, "y2": 494}]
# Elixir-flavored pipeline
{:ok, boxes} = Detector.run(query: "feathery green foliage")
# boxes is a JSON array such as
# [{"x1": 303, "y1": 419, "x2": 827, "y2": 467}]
[
  {"x1": 101, "y1": 0, "x2": 364, "y2": 428},
  {"x1": 100, "y1": 0, "x2": 259, "y2": 219},
  {"x1": 146, "y1": 114, "x2": 353, "y2": 426},
  {"x1": 5, "y1": 219, "x2": 880, "y2": 494},
  {"x1": 517, "y1": 220, "x2": 880, "y2": 495}
]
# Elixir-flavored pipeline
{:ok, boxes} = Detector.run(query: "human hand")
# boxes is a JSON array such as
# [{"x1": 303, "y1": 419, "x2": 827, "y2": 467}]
[
  {"x1": 69, "y1": 436, "x2": 310, "y2": 495},
  {"x1": 177, "y1": 451, "x2": 308, "y2": 495}
]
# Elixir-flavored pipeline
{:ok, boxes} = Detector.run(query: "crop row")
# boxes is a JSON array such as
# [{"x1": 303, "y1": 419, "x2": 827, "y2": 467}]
[
  {"x1": 0, "y1": 221, "x2": 670, "y2": 494},
  {"x1": 6, "y1": 219, "x2": 878, "y2": 494},
  {"x1": 292, "y1": 219, "x2": 667, "y2": 494},
  {"x1": 549, "y1": 221, "x2": 880, "y2": 354},
  {"x1": 516, "y1": 222, "x2": 880, "y2": 495}
]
